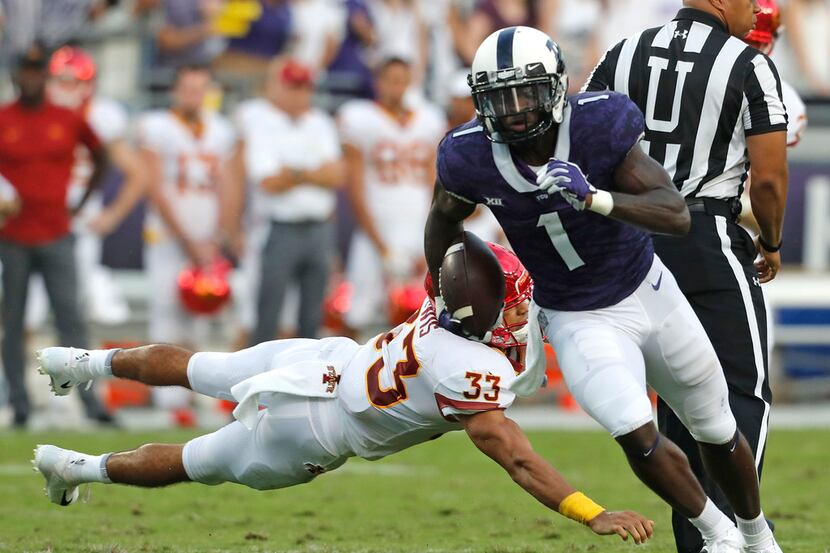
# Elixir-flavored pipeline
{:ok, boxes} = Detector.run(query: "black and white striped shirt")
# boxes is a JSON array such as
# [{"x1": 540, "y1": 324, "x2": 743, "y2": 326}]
[{"x1": 583, "y1": 8, "x2": 787, "y2": 200}]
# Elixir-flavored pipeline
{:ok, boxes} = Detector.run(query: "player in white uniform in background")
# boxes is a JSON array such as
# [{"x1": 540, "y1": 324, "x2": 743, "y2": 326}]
[
  {"x1": 339, "y1": 57, "x2": 446, "y2": 334},
  {"x1": 33, "y1": 233, "x2": 654, "y2": 545},
  {"x1": 138, "y1": 65, "x2": 235, "y2": 347},
  {"x1": 24, "y1": 47, "x2": 146, "y2": 328},
  {"x1": 138, "y1": 65, "x2": 235, "y2": 415}
]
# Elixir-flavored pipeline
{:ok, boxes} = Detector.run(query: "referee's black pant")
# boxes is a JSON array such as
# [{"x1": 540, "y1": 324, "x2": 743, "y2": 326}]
[{"x1": 653, "y1": 199, "x2": 772, "y2": 553}]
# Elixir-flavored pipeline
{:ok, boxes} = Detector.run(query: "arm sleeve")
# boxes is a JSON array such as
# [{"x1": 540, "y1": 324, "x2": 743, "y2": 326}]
[
  {"x1": 435, "y1": 134, "x2": 477, "y2": 204},
  {"x1": 509, "y1": 302, "x2": 548, "y2": 397},
  {"x1": 742, "y1": 53, "x2": 788, "y2": 136},
  {"x1": 336, "y1": 103, "x2": 365, "y2": 149},
  {"x1": 582, "y1": 41, "x2": 624, "y2": 93},
  {"x1": 601, "y1": 94, "x2": 645, "y2": 175}
]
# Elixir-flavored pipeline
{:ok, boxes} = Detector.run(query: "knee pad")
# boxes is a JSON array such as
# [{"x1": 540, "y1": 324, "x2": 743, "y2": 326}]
[{"x1": 682, "y1": 394, "x2": 738, "y2": 445}]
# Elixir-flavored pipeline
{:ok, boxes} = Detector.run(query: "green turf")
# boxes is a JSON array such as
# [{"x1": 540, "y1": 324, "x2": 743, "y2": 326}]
[{"x1": 0, "y1": 428, "x2": 827, "y2": 552}]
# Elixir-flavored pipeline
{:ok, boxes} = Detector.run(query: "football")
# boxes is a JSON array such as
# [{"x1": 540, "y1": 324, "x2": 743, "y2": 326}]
[{"x1": 439, "y1": 230, "x2": 506, "y2": 338}]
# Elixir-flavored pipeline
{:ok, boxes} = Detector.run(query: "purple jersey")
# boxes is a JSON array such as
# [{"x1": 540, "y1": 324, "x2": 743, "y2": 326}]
[{"x1": 437, "y1": 92, "x2": 653, "y2": 311}]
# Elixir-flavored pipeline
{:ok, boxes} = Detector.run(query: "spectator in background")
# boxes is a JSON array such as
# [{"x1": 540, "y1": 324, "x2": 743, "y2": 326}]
[
  {"x1": 240, "y1": 58, "x2": 344, "y2": 345},
  {"x1": 421, "y1": 0, "x2": 469, "y2": 107},
  {"x1": 0, "y1": 45, "x2": 112, "y2": 427},
  {"x1": 138, "y1": 65, "x2": 235, "y2": 348},
  {"x1": 156, "y1": 0, "x2": 225, "y2": 70},
  {"x1": 783, "y1": 0, "x2": 830, "y2": 96},
  {"x1": 454, "y1": 0, "x2": 544, "y2": 65},
  {"x1": 288, "y1": 0, "x2": 345, "y2": 72},
  {"x1": 368, "y1": 0, "x2": 428, "y2": 88},
  {"x1": 323, "y1": 0, "x2": 376, "y2": 106},
  {"x1": 138, "y1": 65, "x2": 235, "y2": 423},
  {"x1": 538, "y1": 0, "x2": 602, "y2": 93},
  {"x1": 212, "y1": 0, "x2": 293, "y2": 84},
  {"x1": 44, "y1": 46, "x2": 146, "y2": 326},
  {"x1": 339, "y1": 57, "x2": 446, "y2": 334}
]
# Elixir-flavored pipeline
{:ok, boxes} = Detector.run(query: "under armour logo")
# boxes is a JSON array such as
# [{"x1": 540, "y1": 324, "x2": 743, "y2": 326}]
[
  {"x1": 484, "y1": 197, "x2": 504, "y2": 207},
  {"x1": 752, "y1": 277, "x2": 760, "y2": 287},
  {"x1": 674, "y1": 30, "x2": 689, "y2": 40}
]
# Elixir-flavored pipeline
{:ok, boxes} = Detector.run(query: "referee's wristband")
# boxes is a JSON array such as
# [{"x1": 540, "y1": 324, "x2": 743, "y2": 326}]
[
  {"x1": 587, "y1": 189, "x2": 614, "y2": 216},
  {"x1": 558, "y1": 491, "x2": 605, "y2": 525},
  {"x1": 759, "y1": 236, "x2": 782, "y2": 253}
]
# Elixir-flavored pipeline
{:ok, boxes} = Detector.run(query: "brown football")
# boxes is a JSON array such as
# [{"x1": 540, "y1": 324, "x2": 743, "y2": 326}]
[{"x1": 439, "y1": 231, "x2": 506, "y2": 339}]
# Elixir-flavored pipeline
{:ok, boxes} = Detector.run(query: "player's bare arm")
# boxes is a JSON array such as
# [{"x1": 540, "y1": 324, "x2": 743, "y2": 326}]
[
  {"x1": 343, "y1": 142, "x2": 388, "y2": 256},
  {"x1": 607, "y1": 146, "x2": 691, "y2": 236},
  {"x1": 747, "y1": 131, "x2": 788, "y2": 283},
  {"x1": 424, "y1": 179, "x2": 476, "y2": 287},
  {"x1": 72, "y1": 144, "x2": 109, "y2": 215},
  {"x1": 217, "y1": 140, "x2": 247, "y2": 260},
  {"x1": 300, "y1": 158, "x2": 345, "y2": 190},
  {"x1": 89, "y1": 138, "x2": 146, "y2": 235},
  {"x1": 142, "y1": 147, "x2": 214, "y2": 267},
  {"x1": 460, "y1": 409, "x2": 654, "y2": 544}
]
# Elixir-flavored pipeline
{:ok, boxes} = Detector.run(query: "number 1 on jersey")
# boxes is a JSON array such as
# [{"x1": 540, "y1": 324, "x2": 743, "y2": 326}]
[{"x1": 537, "y1": 212, "x2": 585, "y2": 271}]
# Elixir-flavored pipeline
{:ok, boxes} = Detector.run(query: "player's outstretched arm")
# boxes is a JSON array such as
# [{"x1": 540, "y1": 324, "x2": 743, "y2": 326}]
[
  {"x1": 607, "y1": 146, "x2": 690, "y2": 236},
  {"x1": 460, "y1": 410, "x2": 654, "y2": 544},
  {"x1": 424, "y1": 179, "x2": 476, "y2": 288}
]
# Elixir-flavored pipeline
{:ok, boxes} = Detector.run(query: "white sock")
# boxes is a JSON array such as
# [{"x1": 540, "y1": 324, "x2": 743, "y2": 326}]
[
  {"x1": 88, "y1": 349, "x2": 120, "y2": 377},
  {"x1": 68, "y1": 451, "x2": 113, "y2": 484},
  {"x1": 690, "y1": 499, "x2": 735, "y2": 541},
  {"x1": 736, "y1": 511, "x2": 773, "y2": 545}
]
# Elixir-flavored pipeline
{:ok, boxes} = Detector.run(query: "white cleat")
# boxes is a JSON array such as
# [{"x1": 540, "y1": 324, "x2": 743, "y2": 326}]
[
  {"x1": 701, "y1": 527, "x2": 744, "y2": 553},
  {"x1": 744, "y1": 536, "x2": 784, "y2": 553},
  {"x1": 37, "y1": 347, "x2": 94, "y2": 396},
  {"x1": 32, "y1": 445, "x2": 81, "y2": 506}
]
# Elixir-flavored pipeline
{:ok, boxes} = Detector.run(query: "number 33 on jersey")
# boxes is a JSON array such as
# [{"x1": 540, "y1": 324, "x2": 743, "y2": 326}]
[{"x1": 336, "y1": 298, "x2": 518, "y2": 460}]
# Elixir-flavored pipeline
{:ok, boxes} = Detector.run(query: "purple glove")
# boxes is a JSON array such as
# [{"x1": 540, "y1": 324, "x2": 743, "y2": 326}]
[{"x1": 535, "y1": 159, "x2": 596, "y2": 211}]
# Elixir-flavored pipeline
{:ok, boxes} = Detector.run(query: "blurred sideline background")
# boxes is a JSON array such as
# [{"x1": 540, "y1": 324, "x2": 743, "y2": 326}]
[{"x1": 0, "y1": 0, "x2": 829, "y2": 431}]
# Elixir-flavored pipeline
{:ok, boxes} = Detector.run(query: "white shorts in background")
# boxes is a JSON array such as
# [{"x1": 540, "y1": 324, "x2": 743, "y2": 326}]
[
  {"x1": 542, "y1": 255, "x2": 737, "y2": 444},
  {"x1": 144, "y1": 240, "x2": 209, "y2": 345}
]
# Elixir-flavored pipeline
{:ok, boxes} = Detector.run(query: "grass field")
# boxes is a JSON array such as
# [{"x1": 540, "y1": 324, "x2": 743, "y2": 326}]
[{"x1": 1, "y1": 428, "x2": 827, "y2": 553}]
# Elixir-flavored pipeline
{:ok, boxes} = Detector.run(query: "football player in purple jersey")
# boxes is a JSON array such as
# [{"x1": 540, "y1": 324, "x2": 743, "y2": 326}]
[{"x1": 425, "y1": 26, "x2": 782, "y2": 553}]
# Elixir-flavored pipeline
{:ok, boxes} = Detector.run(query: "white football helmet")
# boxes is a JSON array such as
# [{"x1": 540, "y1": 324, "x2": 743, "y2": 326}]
[{"x1": 469, "y1": 26, "x2": 568, "y2": 143}]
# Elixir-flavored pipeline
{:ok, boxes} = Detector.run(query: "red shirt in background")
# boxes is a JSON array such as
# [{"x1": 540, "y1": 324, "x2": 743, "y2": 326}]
[{"x1": 0, "y1": 99, "x2": 103, "y2": 245}]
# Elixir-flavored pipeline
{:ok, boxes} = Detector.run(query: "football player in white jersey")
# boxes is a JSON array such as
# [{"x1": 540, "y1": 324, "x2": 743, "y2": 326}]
[
  {"x1": 138, "y1": 65, "x2": 236, "y2": 347},
  {"x1": 339, "y1": 56, "x2": 447, "y2": 333},
  {"x1": 33, "y1": 233, "x2": 654, "y2": 545},
  {"x1": 24, "y1": 46, "x2": 146, "y2": 327}
]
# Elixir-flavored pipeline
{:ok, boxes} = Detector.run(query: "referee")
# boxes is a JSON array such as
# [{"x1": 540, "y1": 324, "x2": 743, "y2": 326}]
[{"x1": 583, "y1": 2, "x2": 788, "y2": 552}]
